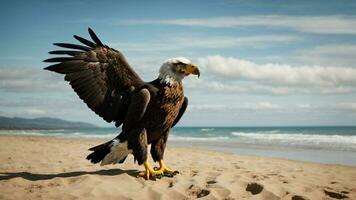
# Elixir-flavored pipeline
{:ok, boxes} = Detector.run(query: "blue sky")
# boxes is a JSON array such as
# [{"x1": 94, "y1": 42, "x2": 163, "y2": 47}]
[{"x1": 1, "y1": 0, "x2": 356, "y2": 126}]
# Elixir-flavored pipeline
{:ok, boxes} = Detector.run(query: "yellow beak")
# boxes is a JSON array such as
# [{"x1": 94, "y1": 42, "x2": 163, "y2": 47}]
[{"x1": 184, "y1": 64, "x2": 200, "y2": 78}]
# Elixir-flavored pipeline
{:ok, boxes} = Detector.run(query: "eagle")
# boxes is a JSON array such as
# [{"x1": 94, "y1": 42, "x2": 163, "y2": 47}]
[{"x1": 44, "y1": 28, "x2": 200, "y2": 179}]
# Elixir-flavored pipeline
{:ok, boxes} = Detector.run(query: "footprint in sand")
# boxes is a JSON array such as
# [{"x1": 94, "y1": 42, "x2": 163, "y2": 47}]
[
  {"x1": 292, "y1": 195, "x2": 309, "y2": 200},
  {"x1": 206, "y1": 179, "x2": 232, "y2": 198},
  {"x1": 205, "y1": 173, "x2": 219, "y2": 186},
  {"x1": 206, "y1": 180, "x2": 217, "y2": 185},
  {"x1": 234, "y1": 165, "x2": 241, "y2": 169},
  {"x1": 251, "y1": 175, "x2": 265, "y2": 181},
  {"x1": 324, "y1": 188, "x2": 349, "y2": 199},
  {"x1": 190, "y1": 170, "x2": 198, "y2": 177},
  {"x1": 168, "y1": 181, "x2": 174, "y2": 188},
  {"x1": 245, "y1": 182, "x2": 263, "y2": 195},
  {"x1": 186, "y1": 184, "x2": 210, "y2": 198}
]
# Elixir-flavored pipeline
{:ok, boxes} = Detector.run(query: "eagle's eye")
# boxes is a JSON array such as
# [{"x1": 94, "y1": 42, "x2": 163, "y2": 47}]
[{"x1": 175, "y1": 63, "x2": 186, "y2": 74}]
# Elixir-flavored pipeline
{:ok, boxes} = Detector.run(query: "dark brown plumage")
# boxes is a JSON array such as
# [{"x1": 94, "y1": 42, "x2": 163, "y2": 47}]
[{"x1": 44, "y1": 28, "x2": 199, "y2": 179}]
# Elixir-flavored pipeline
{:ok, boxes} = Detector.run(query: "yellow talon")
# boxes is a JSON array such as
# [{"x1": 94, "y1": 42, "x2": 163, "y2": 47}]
[
  {"x1": 138, "y1": 168, "x2": 150, "y2": 180},
  {"x1": 138, "y1": 160, "x2": 179, "y2": 180},
  {"x1": 154, "y1": 160, "x2": 179, "y2": 177},
  {"x1": 137, "y1": 161, "x2": 164, "y2": 180}
]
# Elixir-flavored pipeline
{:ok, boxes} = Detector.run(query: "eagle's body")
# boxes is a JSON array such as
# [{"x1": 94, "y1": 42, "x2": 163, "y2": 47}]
[
  {"x1": 44, "y1": 28, "x2": 199, "y2": 179},
  {"x1": 114, "y1": 79, "x2": 185, "y2": 165},
  {"x1": 136, "y1": 80, "x2": 184, "y2": 143}
]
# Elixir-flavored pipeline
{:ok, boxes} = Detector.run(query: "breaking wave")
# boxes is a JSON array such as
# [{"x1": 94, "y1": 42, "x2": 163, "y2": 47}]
[
  {"x1": 1, "y1": 127, "x2": 356, "y2": 151},
  {"x1": 231, "y1": 131, "x2": 356, "y2": 151},
  {"x1": 170, "y1": 135, "x2": 229, "y2": 141},
  {"x1": 200, "y1": 128, "x2": 215, "y2": 132},
  {"x1": 0, "y1": 129, "x2": 116, "y2": 139}
]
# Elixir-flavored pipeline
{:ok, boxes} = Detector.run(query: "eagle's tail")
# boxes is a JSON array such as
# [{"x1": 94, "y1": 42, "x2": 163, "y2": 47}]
[{"x1": 86, "y1": 139, "x2": 132, "y2": 165}]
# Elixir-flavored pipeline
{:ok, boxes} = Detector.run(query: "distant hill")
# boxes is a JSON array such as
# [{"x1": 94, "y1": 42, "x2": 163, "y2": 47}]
[{"x1": 0, "y1": 116, "x2": 97, "y2": 129}]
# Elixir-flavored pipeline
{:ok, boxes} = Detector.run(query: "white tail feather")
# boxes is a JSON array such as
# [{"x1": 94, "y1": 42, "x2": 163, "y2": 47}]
[{"x1": 100, "y1": 140, "x2": 132, "y2": 166}]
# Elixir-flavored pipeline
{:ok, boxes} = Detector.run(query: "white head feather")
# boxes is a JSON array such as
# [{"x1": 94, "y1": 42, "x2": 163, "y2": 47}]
[{"x1": 158, "y1": 57, "x2": 191, "y2": 85}]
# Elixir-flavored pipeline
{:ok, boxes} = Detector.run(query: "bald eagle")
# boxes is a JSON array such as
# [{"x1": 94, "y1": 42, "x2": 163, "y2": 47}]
[{"x1": 44, "y1": 28, "x2": 200, "y2": 179}]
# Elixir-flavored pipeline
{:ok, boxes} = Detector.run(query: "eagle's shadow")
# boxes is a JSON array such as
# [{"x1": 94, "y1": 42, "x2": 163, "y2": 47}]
[{"x1": 0, "y1": 169, "x2": 139, "y2": 181}]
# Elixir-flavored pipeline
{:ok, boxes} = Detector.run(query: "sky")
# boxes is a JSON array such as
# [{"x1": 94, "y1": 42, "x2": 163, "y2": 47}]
[{"x1": 1, "y1": 0, "x2": 356, "y2": 127}]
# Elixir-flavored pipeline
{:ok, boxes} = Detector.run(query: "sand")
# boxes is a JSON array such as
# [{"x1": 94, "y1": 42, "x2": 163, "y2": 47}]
[{"x1": 0, "y1": 135, "x2": 355, "y2": 200}]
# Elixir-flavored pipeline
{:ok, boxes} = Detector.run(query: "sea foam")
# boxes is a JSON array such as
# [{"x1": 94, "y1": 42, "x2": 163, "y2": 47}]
[{"x1": 231, "y1": 131, "x2": 356, "y2": 151}]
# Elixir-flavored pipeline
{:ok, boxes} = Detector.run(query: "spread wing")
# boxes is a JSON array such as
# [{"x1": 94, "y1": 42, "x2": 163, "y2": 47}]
[
  {"x1": 44, "y1": 28, "x2": 144, "y2": 127},
  {"x1": 171, "y1": 97, "x2": 188, "y2": 128}
]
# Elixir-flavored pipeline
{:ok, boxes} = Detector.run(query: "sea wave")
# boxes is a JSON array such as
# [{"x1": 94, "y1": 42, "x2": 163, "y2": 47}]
[
  {"x1": 200, "y1": 128, "x2": 215, "y2": 132},
  {"x1": 0, "y1": 130, "x2": 116, "y2": 139},
  {"x1": 2, "y1": 128, "x2": 356, "y2": 151},
  {"x1": 0, "y1": 130, "x2": 49, "y2": 136},
  {"x1": 231, "y1": 131, "x2": 356, "y2": 151},
  {"x1": 170, "y1": 135, "x2": 229, "y2": 141}
]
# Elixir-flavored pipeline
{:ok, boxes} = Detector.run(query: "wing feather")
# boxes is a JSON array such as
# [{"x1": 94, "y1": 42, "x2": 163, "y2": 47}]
[
  {"x1": 44, "y1": 28, "x2": 144, "y2": 124},
  {"x1": 64, "y1": 71, "x2": 93, "y2": 82},
  {"x1": 119, "y1": 88, "x2": 150, "y2": 140},
  {"x1": 171, "y1": 97, "x2": 188, "y2": 128},
  {"x1": 45, "y1": 61, "x2": 89, "y2": 74},
  {"x1": 43, "y1": 57, "x2": 81, "y2": 63},
  {"x1": 49, "y1": 50, "x2": 82, "y2": 56},
  {"x1": 74, "y1": 35, "x2": 96, "y2": 47},
  {"x1": 53, "y1": 43, "x2": 90, "y2": 51},
  {"x1": 88, "y1": 28, "x2": 104, "y2": 46}
]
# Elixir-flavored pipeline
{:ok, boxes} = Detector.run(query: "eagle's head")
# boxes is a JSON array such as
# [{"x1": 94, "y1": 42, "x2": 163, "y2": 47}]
[{"x1": 158, "y1": 57, "x2": 200, "y2": 85}]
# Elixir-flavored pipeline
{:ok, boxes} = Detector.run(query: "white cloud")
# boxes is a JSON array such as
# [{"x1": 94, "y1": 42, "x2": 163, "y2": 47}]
[
  {"x1": 185, "y1": 79, "x2": 292, "y2": 94},
  {"x1": 25, "y1": 108, "x2": 47, "y2": 115},
  {"x1": 110, "y1": 35, "x2": 299, "y2": 52},
  {"x1": 188, "y1": 104, "x2": 227, "y2": 112},
  {"x1": 0, "y1": 67, "x2": 67, "y2": 92},
  {"x1": 301, "y1": 44, "x2": 356, "y2": 57},
  {"x1": 0, "y1": 56, "x2": 33, "y2": 61},
  {"x1": 319, "y1": 86, "x2": 354, "y2": 94},
  {"x1": 198, "y1": 55, "x2": 356, "y2": 87},
  {"x1": 298, "y1": 104, "x2": 312, "y2": 109},
  {"x1": 245, "y1": 102, "x2": 281, "y2": 110},
  {"x1": 189, "y1": 102, "x2": 282, "y2": 112},
  {"x1": 338, "y1": 103, "x2": 356, "y2": 111},
  {"x1": 118, "y1": 15, "x2": 356, "y2": 34},
  {"x1": 291, "y1": 44, "x2": 356, "y2": 67},
  {"x1": 185, "y1": 75, "x2": 354, "y2": 96},
  {"x1": 254, "y1": 44, "x2": 356, "y2": 68}
]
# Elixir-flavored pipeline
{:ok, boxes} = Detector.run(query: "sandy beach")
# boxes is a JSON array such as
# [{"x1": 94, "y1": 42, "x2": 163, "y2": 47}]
[{"x1": 0, "y1": 135, "x2": 355, "y2": 200}]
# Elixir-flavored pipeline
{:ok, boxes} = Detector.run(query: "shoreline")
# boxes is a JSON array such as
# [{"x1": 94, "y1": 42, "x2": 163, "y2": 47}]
[
  {"x1": 2, "y1": 132, "x2": 355, "y2": 167},
  {"x1": 1, "y1": 135, "x2": 355, "y2": 199},
  {"x1": 169, "y1": 141, "x2": 356, "y2": 167},
  {"x1": 1, "y1": 134, "x2": 351, "y2": 167}
]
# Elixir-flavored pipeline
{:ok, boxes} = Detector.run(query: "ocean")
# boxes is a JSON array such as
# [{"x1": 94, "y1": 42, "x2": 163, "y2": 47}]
[{"x1": 1, "y1": 126, "x2": 356, "y2": 166}]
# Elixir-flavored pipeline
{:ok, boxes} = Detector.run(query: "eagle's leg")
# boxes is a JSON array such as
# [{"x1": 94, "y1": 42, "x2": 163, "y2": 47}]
[
  {"x1": 150, "y1": 131, "x2": 179, "y2": 177},
  {"x1": 126, "y1": 128, "x2": 158, "y2": 180},
  {"x1": 129, "y1": 128, "x2": 166, "y2": 179}
]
